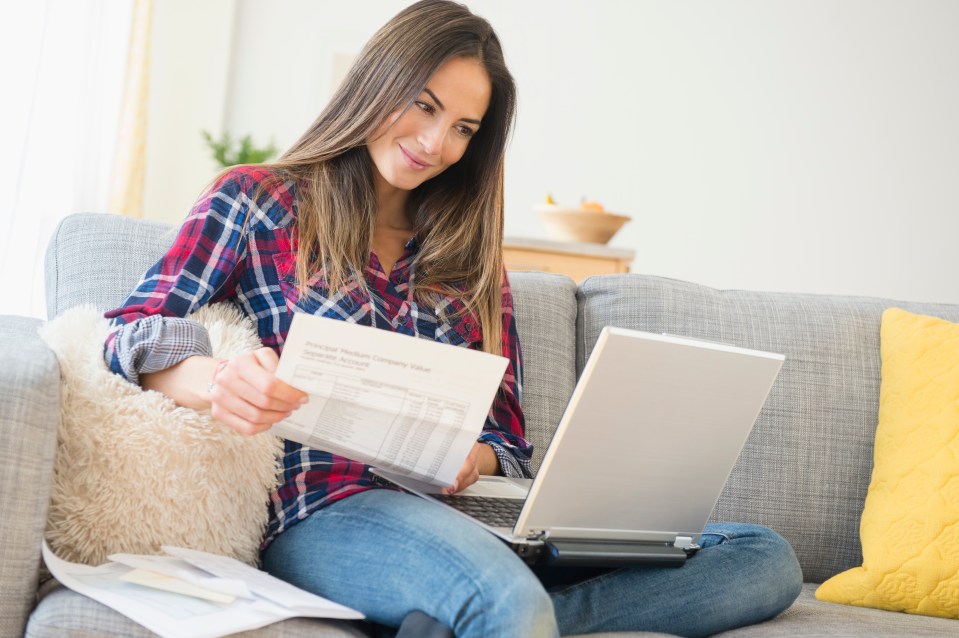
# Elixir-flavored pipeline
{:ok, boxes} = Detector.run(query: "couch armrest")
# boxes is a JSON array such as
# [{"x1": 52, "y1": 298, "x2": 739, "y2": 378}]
[{"x1": 0, "y1": 316, "x2": 60, "y2": 638}]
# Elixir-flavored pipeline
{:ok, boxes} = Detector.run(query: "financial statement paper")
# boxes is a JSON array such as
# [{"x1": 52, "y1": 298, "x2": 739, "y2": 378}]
[{"x1": 273, "y1": 313, "x2": 509, "y2": 487}]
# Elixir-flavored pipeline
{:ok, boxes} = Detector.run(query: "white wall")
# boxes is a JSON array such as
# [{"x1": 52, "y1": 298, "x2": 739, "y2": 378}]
[
  {"x1": 145, "y1": 0, "x2": 959, "y2": 303},
  {"x1": 144, "y1": 0, "x2": 236, "y2": 218}
]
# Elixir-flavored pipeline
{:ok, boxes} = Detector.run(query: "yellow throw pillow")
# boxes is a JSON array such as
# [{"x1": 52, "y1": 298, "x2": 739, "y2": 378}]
[{"x1": 816, "y1": 307, "x2": 959, "y2": 618}]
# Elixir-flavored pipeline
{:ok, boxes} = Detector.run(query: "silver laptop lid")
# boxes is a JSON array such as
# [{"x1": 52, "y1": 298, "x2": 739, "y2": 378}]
[{"x1": 514, "y1": 327, "x2": 784, "y2": 544}]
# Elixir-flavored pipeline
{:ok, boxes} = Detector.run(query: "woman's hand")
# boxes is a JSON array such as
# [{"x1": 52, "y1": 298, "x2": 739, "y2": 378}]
[
  {"x1": 445, "y1": 442, "x2": 501, "y2": 495},
  {"x1": 208, "y1": 348, "x2": 308, "y2": 435},
  {"x1": 141, "y1": 348, "x2": 307, "y2": 436}
]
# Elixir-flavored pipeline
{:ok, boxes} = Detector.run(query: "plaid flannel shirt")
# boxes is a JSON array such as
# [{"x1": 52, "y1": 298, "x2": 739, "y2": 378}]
[{"x1": 103, "y1": 166, "x2": 533, "y2": 548}]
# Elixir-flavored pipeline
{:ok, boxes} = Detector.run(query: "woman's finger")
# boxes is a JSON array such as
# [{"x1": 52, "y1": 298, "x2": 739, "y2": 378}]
[
  {"x1": 217, "y1": 349, "x2": 308, "y2": 412},
  {"x1": 446, "y1": 445, "x2": 482, "y2": 494},
  {"x1": 209, "y1": 402, "x2": 278, "y2": 436},
  {"x1": 210, "y1": 382, "x2": 292, "y2": 428}
]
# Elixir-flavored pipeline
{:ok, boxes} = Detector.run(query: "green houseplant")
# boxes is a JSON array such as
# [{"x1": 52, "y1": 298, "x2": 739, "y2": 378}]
[{"x1": 202, "y1": 131, "x2": 278, "y2": 167}]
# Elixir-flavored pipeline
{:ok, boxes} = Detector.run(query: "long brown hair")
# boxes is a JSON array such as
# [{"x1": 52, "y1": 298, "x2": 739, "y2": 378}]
[{"x1": 266, "y1": 0, "x2": 516, "y2": 354}]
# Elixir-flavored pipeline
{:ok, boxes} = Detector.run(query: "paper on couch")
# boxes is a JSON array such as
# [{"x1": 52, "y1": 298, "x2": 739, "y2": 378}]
[
  {"x1": 273, "y1": 314, "x2": 509, "y2": 487},
  {"x1": 43, "y1": 541, "x2": 363, "y2": 638}
]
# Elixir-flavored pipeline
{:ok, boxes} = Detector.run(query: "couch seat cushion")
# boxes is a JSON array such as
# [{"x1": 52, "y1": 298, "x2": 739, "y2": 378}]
[{"x1": 713, "y1": 583, "x2": 958, "y2": 636}]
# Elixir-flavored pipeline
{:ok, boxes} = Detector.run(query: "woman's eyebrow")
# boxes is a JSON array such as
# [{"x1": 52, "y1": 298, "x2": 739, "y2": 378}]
[
  {"x1": 423, "y1": 88, "x2": 482, "y2": 125},
  {"x1": 423, "y1": 88, "x2": 446, "y2": 110}
]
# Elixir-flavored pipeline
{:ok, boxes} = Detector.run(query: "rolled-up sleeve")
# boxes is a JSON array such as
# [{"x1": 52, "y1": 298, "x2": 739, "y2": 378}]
[{"x1": 107, "y1": 316, "x2": 213, "y2": 386}]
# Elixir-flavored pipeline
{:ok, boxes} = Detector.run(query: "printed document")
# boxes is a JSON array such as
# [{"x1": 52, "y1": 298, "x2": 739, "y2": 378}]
[
  {"x1": 42, "y1": 541, "x2": 363, "y2": 638},
  {"x1": 273, "y1": 314, "x2": 509, "y2": 487}
]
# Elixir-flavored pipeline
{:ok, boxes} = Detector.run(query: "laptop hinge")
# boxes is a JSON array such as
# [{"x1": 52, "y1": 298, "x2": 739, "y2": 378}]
[
  {"x1": 674, "y1": 536, "x2": 695, "y2": 550},
  {"x1": 542, "y1": 539, "x2": 688, "y2": 568}
]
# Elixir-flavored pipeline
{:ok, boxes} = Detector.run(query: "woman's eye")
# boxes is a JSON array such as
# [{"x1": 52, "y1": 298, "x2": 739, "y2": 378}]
[
  {"x1": 415, "y1": 100, "x2": 435, "y2": 114},
  {"x1": 456, "y1": 125, "x2": 476, "y2": 138}
]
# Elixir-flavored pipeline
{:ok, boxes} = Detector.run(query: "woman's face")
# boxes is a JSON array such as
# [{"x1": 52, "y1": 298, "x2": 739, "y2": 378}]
[{"x1": 367, "y1": 56, "x2": 492, "y2": 195}]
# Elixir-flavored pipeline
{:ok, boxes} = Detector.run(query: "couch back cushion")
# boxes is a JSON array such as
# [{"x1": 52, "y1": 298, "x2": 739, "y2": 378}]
[
  {"x1": 577, "y1": 274, "x2": 959, "y2": 583},
  {"x1": 45, "y1": 213, "x2": 177, "y2": 318},
  {"x1": 508, "y1": 272, "x2": 578, "y2": 471},
  {"x1": 44, "y1": 213, "x2": 578, "y2": 473}
]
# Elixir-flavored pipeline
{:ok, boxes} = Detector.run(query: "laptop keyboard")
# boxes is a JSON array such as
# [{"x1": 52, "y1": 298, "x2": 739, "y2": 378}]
[{"x1": 431, "y1": 494, "x2": 523, "y2": 528}]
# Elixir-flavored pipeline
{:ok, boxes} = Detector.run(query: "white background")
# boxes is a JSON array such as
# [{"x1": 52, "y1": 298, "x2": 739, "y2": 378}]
[{"x1": 144, "y1": 0, "x2": 959, "y2": 304}]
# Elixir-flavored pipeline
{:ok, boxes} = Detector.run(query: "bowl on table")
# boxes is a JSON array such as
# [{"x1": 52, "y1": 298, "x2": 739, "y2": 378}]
[{"x1": 534, "y1": 205, "x2": 631, "y2": 244}]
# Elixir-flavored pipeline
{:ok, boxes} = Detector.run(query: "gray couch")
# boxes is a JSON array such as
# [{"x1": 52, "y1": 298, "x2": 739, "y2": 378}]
[{"x1": 2, "y1": 211, "x2": 958, "y2": 637}]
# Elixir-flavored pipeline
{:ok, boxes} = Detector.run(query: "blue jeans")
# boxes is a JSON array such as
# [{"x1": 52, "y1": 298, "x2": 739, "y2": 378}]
[{"x1": 262, "y1": 489, "x2": 802, "y2": 638}]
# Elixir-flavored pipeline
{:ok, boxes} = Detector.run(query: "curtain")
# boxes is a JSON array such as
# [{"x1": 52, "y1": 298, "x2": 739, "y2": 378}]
[
  {"x1": 0, "y1": 0, "x2": 133, "y2": 318},
  {"x1": 109, "y1": 0, "x2": 154, "y2": 218}
]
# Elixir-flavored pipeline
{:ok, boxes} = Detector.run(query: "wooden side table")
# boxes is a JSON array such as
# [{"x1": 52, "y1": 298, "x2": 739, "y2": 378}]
[{"x1": 502, "y1": 237, "x2": 635, "y2": 283}]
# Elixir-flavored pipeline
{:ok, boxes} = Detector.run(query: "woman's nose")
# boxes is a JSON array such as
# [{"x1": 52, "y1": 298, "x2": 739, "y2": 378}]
[{"x1": 417, "y1": 123, "x2": 444, "y2": 157}]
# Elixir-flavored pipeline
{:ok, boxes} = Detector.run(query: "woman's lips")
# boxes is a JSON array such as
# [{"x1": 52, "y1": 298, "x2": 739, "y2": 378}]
[{"x1": 399, "y1": 145, "x2": 431, "y2": 170}]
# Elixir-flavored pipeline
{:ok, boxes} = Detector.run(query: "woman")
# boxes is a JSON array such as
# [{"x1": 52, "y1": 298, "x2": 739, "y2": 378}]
[{"x1": 104, "y1": 1, "x2": 802, "y2": 636}]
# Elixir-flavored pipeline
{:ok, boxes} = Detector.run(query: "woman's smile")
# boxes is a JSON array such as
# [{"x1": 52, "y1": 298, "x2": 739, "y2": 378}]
[{"x1": 399, "y1": 144, "x2": 432, "y2": 170}]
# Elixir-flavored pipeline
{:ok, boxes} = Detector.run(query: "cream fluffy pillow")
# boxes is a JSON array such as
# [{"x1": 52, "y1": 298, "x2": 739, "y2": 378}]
[{"x1": 39, "y1": 304, "x2": 283, "y2": 566}]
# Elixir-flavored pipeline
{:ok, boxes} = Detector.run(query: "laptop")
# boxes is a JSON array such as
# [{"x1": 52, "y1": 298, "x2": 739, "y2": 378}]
[{"x1": 374, "y1": 326, "x2": 784, "y2": 568}]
